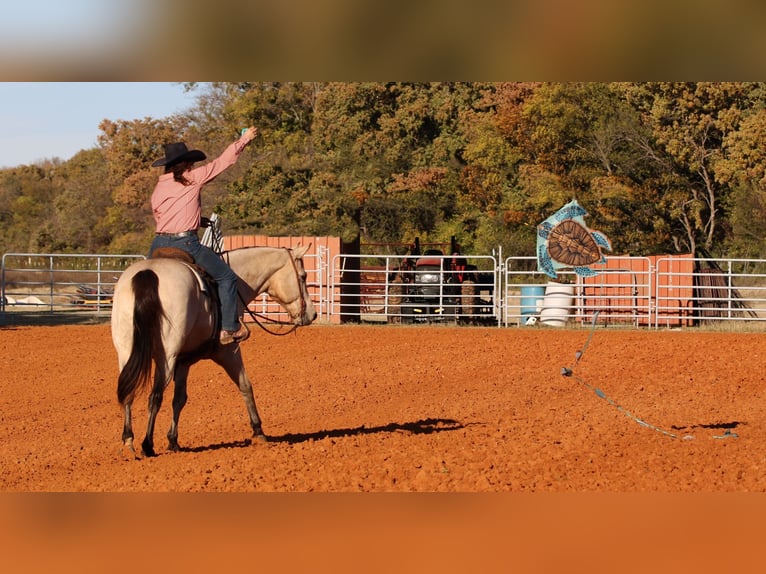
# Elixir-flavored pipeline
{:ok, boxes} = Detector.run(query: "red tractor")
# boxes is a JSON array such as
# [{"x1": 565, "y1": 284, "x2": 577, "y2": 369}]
[{"x1": 395, "y1": 238, "x2": 494, "y2": 324}]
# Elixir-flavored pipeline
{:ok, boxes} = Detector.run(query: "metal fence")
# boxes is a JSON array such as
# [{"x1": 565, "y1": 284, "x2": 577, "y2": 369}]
[
  {"x1": 0, "y1": 249, "x2": 329, "y2": 324},
  {"x1": 503, "y1": 255, "x2": 654, "y2": 327},
  {"x1": 4, "y1": 250, "x2": 766, "y2": 329},
  {"x1": 1, "y1": 253, "x2": 145, "y2": 317},
  {"x1": 653, "y1": 257, "x2": 766, "y2": 327},
  {"x1": 502, "y1": 255, "x2": 766, "y2": 328},
  {"x1": 0, "y1": 248, "x2": 330, "y2": 326},
  {"x1": 328, "y1": 253, "x2": 502, "y2": 325}
]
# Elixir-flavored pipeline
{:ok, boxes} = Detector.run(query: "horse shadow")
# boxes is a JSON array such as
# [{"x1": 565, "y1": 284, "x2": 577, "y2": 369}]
[
  {"x1": 670, "y1": 420, "x2": 745, "y2": 431},
  {"x1": 179, "y1": 417, "x2": 466, "y2": 453}
]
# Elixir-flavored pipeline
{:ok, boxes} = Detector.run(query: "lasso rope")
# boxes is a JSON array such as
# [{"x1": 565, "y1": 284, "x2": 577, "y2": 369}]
[{"x1": 560, "y1": 311, "x2": 738, "y2": 440}]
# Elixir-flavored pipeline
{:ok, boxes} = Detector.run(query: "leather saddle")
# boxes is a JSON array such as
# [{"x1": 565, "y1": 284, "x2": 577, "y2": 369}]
[
  {"x1": 151, "y1": 247, "x2": 224, "y2": 341},
  {"x1": 150, "y1": 247, "x2": 214, "y2": 295}
]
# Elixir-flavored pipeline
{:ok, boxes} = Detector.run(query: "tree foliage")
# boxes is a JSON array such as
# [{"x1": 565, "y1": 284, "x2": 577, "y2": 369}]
[{"x1": 3, "y1": 82, "x2": 766, "y2": 259}]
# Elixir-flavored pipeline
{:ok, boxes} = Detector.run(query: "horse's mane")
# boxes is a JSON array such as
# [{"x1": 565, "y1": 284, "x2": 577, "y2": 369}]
[{"x1": 221, "y1": 245, "x2": 289, "y2": 256}]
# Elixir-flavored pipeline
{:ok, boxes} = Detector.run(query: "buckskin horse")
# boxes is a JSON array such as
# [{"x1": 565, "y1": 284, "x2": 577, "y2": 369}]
[{"x1": 111, "y1": 245, "x2": 317, "y2": 457}]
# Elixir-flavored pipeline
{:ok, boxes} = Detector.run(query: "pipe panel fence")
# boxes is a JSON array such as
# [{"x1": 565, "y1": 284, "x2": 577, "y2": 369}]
[
  {"x1": 1, "y1": 253, "x2": 145, "y2": 318},
  {"x1": 329, "y1": 253, "x2": 501, "y2": 325},
  {"x1": 5, "y1": 250, "x2": 766, "y2": 329}
]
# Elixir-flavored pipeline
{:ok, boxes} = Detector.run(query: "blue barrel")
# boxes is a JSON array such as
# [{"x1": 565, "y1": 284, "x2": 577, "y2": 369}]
[{"x1": 520, "y1": 285, "x2": 546, "y2": 316}]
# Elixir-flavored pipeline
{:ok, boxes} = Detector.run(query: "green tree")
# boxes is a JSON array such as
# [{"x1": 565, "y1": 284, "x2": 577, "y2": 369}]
[
  {"x1": 194, "y1": 82, "x2": 320, "y2": 235},
  {"x1": 0, "y1": 164, "x2": 57, "y2": 252},
  {"x1": 309, "y1": 82, "x2": 486, "y2": 245}
]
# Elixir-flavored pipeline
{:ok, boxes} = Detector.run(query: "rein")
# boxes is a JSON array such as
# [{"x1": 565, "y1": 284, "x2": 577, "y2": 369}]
[
  {"x1": 241, "y1": 301, "x2": 299, "y2": 336},
  {"x1": 227, "y1": 247, "x2": 307, "y2": 337}
]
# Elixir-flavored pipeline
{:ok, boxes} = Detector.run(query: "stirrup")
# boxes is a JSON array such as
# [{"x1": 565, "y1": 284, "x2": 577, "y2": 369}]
[{"x1": 219, "y1": 322, "x2": 250, "y2": 345}]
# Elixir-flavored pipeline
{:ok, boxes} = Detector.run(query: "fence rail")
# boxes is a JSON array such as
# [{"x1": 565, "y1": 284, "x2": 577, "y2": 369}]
[
  {"x1": 329, "y1": 253, "x2": 501, "y2": 325},
  {"x1": 1, "y1": 253, "x2": 145, "y2": 316},
  {"x1": 4, "y1": 250, "x2": 766, "y2": 329},
  {"x1": 502, "y1": 255, "x2": 766, "y2": 328},
  {"x1": 653, "y1": 257, "x2": 766, "y2": 327}
]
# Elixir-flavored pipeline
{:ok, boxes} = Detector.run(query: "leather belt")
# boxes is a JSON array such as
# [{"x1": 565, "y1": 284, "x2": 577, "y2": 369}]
[{"x1": 156, "y1": 230, "x2": 198, "y2": 238}]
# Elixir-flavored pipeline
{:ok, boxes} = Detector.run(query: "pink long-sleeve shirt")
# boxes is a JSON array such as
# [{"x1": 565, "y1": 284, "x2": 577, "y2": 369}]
[{"x1": 151, "y1": 137, "x2": 249, "y2": 233}]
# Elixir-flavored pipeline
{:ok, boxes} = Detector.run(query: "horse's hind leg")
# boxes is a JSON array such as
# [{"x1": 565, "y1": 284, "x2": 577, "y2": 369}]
[
  {"x1": 217, "y1": 348, "x2": 266, "y2": 442},
  {"x1": 167, "y1": 362, "x2": 190, "y2": 452},
  {"x1": 142, "y1": 360, "x2": 172, "y2": 457},
  {"x1": 122, "y1": 403, "x2": 136, "y2": 454}
]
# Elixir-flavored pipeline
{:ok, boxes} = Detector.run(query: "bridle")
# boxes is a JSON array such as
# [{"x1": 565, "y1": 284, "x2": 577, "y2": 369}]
[{"x1": 232, "y1": 247, "x2": 309, "y2": 336}]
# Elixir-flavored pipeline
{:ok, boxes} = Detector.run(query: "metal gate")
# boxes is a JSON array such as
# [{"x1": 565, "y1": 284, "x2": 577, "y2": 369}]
[{"x1": 329, "y1": 252, "x2": 502, "y2": 325}]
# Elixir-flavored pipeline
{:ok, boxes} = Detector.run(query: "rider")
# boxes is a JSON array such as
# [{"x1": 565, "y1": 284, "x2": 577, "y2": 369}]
[{"x1": 149, "y1": 127, "x2": 258, "y2": 345}]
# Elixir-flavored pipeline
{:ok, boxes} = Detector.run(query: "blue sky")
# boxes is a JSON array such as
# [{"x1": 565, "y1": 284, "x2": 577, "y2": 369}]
[
  {"x1": 0, "y1": 83, "x2": 197, "y2": 168},
  {"x1": 0, "y1": 0, "x2": 147, "y2": 57}
]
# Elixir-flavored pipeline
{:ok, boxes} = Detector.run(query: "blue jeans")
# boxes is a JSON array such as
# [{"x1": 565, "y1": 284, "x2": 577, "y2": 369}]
[{"x1": 149, "y1": 234, "x2": 241, "y2": 332}]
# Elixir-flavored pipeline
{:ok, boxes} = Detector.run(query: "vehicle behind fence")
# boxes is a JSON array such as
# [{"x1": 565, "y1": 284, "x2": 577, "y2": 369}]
[{"x1": 333, "y1": 253, "x2": 500, "y2": 325}]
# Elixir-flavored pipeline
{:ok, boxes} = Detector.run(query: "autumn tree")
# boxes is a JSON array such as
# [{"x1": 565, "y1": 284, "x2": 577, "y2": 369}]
[
  {"x1": 39, "y1": 149, "x2": 111, "y2": 252},
  {"x1": 508, "y1": 82, "x2": 670, "y2": 255},
  {"x1": 618, "y1": 82, "x2": 766, "y2": 255},
  {"x1": 97, "y1": 117, "x2": 185, "y2": 253},
  {"x1": 7, "y1": 81, "x2": 766, "y2": 261}
]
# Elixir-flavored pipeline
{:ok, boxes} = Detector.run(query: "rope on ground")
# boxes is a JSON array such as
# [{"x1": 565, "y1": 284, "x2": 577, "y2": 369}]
[{"x1": 561, "y1": 311, "x2": 707, "y2": 440}]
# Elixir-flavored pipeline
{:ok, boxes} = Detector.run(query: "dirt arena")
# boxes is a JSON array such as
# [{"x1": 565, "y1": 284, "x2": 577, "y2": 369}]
[{"x1": 1, "y1": 321, "x2": 765, "y2": 492}]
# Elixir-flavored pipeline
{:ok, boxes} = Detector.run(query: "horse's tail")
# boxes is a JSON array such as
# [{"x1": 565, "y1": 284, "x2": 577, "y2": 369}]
[{"x1": 117, "y1": 269, "x2": 165, "y2": 406}]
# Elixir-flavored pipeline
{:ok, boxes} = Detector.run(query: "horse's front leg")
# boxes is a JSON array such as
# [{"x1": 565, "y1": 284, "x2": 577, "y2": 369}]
[
  {"x1": 216, "y1": 346, "x2": 266, "y2": 442},
  {"x1": 167, "y1": 362, "x2": 190, "y2": 452}
]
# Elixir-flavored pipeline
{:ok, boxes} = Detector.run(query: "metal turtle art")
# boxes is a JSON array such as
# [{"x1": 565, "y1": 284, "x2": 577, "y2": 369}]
[{"x1": 537, "y1": 199, "x2": 612, "y2": 278}]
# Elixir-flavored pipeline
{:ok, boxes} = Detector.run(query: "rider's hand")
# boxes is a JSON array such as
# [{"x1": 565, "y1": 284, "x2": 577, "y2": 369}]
[{"x1": 241, "y1": 126, "x2": 258, "y2": 144}]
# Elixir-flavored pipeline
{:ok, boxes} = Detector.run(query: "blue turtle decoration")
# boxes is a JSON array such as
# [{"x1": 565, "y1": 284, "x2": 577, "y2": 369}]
[{"x1": 537, "y1": 199, "x2": 611, "y2": 278}]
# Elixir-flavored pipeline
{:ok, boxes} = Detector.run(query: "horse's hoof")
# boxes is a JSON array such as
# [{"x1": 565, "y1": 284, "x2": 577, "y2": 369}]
[
  {"x1": 252, "y1": 433, "x2": 269, "y2": 444},
  {"x1": 141, "y1": 442, "x2": 157, "y2": 457},
  {"x1": 121, "y1": 439, "x2": 141, "y2": 459}
]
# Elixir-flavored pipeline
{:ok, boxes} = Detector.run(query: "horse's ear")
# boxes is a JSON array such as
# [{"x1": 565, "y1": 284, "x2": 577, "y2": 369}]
[{"x1": 292, "y1": 243, "x2": 311, "y2": 259}]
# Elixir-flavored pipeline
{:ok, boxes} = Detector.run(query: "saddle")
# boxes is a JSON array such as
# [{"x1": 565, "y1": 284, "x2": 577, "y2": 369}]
[
  {"x1": 151, "y1": 247, "x2": 222, "y2": 341},
  {"x1": 151, "y1": 246, "x2": 195, "y2": 265},
  {"x1": 150, "y1": 245, "x2": 249, "y2": 347},
  {"x1": 151, "y1": 247, "x2": 211, "y2": 293}
]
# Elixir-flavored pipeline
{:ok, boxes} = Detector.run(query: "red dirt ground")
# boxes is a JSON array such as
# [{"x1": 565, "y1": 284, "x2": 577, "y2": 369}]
[{"x1": 1, "y1": 322, "x2": 765, "y2": 492}]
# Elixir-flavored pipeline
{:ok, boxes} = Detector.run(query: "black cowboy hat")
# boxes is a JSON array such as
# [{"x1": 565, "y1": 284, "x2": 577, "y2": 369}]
[{"x1": 151, "y1": 142, "x2": 207, "y2": 167}]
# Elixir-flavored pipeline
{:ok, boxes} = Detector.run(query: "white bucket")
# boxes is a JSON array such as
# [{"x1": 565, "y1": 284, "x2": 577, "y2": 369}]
[{"x1": 540, "y1": 281, "x2": 575, "y2": 327}]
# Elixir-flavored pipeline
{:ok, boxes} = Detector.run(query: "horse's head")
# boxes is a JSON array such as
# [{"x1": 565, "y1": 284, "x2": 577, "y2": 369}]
[
  {"x1": 229, "y1": 244, "x2": 317, "y2": 326},
  {"x1": 267, "y1": 244, "x2": 317, "y2": 326}
]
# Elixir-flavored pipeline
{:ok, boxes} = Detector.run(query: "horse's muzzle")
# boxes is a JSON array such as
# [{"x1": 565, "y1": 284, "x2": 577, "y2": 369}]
[{"x1": 297, "y1": 307, "x2": 317, "y2": 325}]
